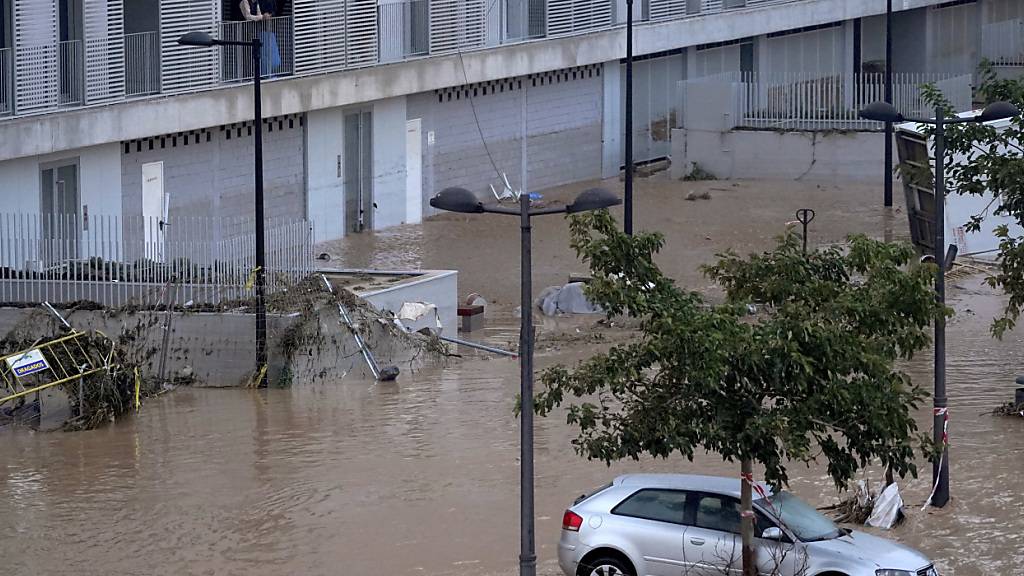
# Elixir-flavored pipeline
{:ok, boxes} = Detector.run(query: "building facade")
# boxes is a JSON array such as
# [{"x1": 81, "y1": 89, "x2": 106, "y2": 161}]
[{"x1": 0, "y1": 0, "x2": 1021, "y2": 246}]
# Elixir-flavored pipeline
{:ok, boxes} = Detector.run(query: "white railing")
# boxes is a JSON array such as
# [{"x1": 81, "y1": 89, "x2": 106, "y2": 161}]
[
  {"x1": 982, "y1": 20, "x2": 1024, "y2": 67},
  {"x1": 684, "y1": 72, "x2": 973, "y2": 131},
  {"x1": 378, "y1": 0, "x2": 430, "y2": 63},
  {"x1": 0, "y1": 213, "x2": 314, "y2": 307},
  {"x1": 0, "y1": 48, "x2": 11, "y2": 117},
  {"x1": 124, "y1": 32, "x2": 161, "y2": 97},
  {"x1": 220, "y1": 16, "x2": 294, "y2": 82},
  {"x1": 58, "y1": 40, "x2": 84, "y2": 108}
]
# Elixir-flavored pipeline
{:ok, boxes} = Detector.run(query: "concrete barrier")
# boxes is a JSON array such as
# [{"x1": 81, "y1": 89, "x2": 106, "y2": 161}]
[{"x1": 671, "y1": 127, "x2": 897, "y2": 183}]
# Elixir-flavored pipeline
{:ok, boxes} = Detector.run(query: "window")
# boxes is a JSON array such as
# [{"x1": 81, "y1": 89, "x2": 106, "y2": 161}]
[
  {"x1": 694, "y1": 494, "x2": 742, "y2": 534},
  {"x1": 612, "y1": 489, "x2": 689, "y2": 524}
]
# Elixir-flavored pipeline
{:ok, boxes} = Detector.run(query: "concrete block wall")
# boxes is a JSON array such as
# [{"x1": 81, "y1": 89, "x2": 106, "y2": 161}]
[
  {"x1": 408, "y1": 64, "x2": 603, "y2": 213},
  {"x1": 120, "y1": 115, "x2": 306, "y2": 222}
]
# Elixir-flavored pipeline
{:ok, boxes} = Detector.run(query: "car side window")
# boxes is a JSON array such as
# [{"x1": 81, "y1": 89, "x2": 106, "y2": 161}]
[
  {"x1": 694, "y1": 494, "x2": 742, "y2": 534},
  {"x1": 612, "y1": 489, "x2": 689, "y2": 525}
]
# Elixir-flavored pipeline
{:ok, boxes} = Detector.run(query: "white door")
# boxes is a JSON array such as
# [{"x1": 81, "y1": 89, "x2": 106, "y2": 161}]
[
  {"x1": 405, "y1": 118, "x2": 423, "y2": 225},
  {"x1": 141, "y1": 161, "x2": 166, "y2": 262}
]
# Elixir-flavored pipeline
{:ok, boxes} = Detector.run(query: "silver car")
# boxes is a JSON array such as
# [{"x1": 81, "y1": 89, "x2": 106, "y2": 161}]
[{"x1": 558, "y1": 474, "x2": 938, "y2": 576}]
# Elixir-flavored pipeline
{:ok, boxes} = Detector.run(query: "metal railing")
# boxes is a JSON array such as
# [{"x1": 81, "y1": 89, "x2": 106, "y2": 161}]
[
  {"x1": 58, "y1": 40, "x2": 84, "y2": 108},
  {"x1": 507, "y1": 0, "x2": 548, "y2": 41},
  {"x1": 125, "y1": 32, "x2": 161, "y2": 97},
  {"x1": 982, "y1": 20, "x2": 1024, "y2": 67},
  {"x1": 378, "y1": 0, "x2": 430, "y2": 62},
  {"x1": 220, "y1": 16, "x2": 294, "y2": 82},
  {"x1": 683, "y1": 72, "x2": 973, "y2": 131},
  {"x1": 0, "y1": 48, "x2": 11, "y2": 117},
  {"x1": 0, "y1": 213, "x2": 314, "y2": 307}
]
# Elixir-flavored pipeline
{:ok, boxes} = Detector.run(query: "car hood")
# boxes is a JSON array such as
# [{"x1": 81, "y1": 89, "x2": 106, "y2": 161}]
[{"x1": 807, "y1": 530, "x2": 930, "y2": 571}]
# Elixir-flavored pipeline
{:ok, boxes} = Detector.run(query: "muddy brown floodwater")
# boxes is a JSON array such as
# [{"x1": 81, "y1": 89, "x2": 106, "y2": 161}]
[{"x1": 1, "y1": 177, "x2": 1022, "y2": 576}]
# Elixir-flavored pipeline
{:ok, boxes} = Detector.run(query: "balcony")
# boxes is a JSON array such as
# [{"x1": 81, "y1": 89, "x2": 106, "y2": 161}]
[
  {"x1": 0, "y1": 47, "x2": 11, "y2": 117},
  {"x1": 378, "y1": 0, "x2": 429, "y2": 63},
  {"x1": 219, "y1": 15, "x2": 294, "y2": 82},
  {"x1": 125, "y1": 31, "x2": 161, "y2": 97},
  {"x1": 57, "y1": 40, "x2": 84, "y2": 108}
]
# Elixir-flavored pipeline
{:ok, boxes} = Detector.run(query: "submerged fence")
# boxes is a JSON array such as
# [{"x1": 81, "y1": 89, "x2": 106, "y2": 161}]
[
  {"x1": 680, "y1": 72, "x2": 974, "y2": 131},
  {"x1": 0, "y1": 213, "x2": 313, "y2": 307}
]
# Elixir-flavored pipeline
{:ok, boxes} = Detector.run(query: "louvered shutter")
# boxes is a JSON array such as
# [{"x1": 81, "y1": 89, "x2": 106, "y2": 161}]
[
  {"x1": 547, "y1": 0, "x2": 611, "y2": 37},
  {"x1": 13, "y1": 0, "x2": 58, "y2": 114},
  {"x1": 429, "y1": 0, "x2": 485, "y2": 54},
  {"x1": 160, "y1": 0, "x2": 218, "y2": 93},
  {"x1": 84, "y1": 0, "x2": 126, "y2": 105},
  {"x1": 345, "y1": 0, "x2": 378, "y2": 67},
  {"x1": 293, "y1": 0, "x2": 346, "y2": 74}
]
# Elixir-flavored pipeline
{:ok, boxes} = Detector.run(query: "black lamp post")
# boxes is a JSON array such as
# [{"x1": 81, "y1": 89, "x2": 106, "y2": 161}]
[
  {"x1": 179, "y1": 30, "x2": 268, "y2": 384},
  {"x1": 884, "y1": 0, "x2": 893, "y2": 208},
  {"x1": 860, "y1": 100, "x2": 1020, "y2": 508},
  {"x1": 624, "y1": 0, "x2": 635, "y2": 235},
  {"x1": 429, "y1": 187, "x2": 621, "y2": 576}
]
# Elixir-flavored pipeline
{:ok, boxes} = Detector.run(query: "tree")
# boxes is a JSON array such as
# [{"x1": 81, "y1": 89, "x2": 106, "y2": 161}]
[
  {"x1": 534, "y1": 211, "x2": 942, "y2": 576},
  {"x1": 921, "y1": 62, "x2": 1024, "y2": 337}
]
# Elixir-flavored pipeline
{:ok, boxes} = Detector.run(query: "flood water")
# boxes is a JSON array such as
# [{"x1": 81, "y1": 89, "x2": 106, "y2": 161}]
[{"x1": 2, "y1": 178, "x2": 1023, "y2": 576}]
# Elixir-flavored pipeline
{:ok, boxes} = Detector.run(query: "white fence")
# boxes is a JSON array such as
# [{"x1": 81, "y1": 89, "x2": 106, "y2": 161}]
[
  {"x1": 983, "y1": 20, "x2": 1024, "y2": 66},
  {"x1": 124, "y1": 32, "x2": 161, "y2": 97},
  {"x1": 681, "y1": 72, "x2": 973, "y2": 131},
  {"x1": 220, "y1": 16, "x2": 295, "y2": 82},
  {"x1": 0, "y1": 213, "x2": 313, "y2": 307}
]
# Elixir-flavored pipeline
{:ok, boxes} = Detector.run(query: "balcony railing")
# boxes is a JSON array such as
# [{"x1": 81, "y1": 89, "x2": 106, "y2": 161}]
[
  {"x1": 125, "y1": 32, "x2": 161, "y2": 97},
  {"x1": 0, "y1": 48, "x2": 11, "y2": 117},
  {"x1": 58, "y1": 40, "x2": 84, "y2": 108},
  {"x1": 378, "y1": 0, "x2": 430, "y2": 63},
  {"x1": 982, "y1": 20, "x2": 1024, "y2": 67},
  {"x1": 220, "y1": 16, "x2": 294, "y2": 82},
  {"x1": 506, "y1": 0, "x2": 547, "y2": 41}
]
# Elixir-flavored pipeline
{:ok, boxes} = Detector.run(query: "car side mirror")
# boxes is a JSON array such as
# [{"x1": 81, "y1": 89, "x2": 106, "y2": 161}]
[{"x1": 761, "y1": 527, "x2": 784, "y2": 540}]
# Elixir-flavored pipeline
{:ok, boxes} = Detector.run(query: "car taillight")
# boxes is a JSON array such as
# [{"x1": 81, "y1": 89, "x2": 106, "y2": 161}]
[{"x1": 562, "y1": 510, "x2": 583, "y2": 532}]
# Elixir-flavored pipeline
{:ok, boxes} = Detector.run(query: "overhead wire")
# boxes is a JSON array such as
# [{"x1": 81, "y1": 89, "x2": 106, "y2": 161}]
[{"x1": 454, "y1": 0, "x2": 517, "y2": 182}]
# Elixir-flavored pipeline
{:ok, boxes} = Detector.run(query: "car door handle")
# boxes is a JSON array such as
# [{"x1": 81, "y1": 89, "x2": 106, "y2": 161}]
[{"x1": 689, "y1": 537, "x2": 705, "y2": 546}]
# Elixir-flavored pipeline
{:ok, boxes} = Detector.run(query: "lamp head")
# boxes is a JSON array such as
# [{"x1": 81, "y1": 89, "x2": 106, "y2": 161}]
[
  {"x1": 178, "y1": 31, "x2": 216, "y2": 47},
  {"x1": 977, "y1": 101, "x2": 1020, "y2": 123},
  {"x1": 429, "y1": 187, "x2": 485, "y2": 214},
  {"x1": 859, "y1": 101, "x2": 904, "y2": 123},
  {"x1": 566, "y1": 187, "x2": 621, "y2": 214}
]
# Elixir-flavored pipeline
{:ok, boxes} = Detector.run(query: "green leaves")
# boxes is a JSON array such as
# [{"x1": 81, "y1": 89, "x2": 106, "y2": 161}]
[
  {"x1": 537, "y1": 216, "x2": 942, "y2": 490},
  {"x1": 921, "y1": 63, "x2": 1024, "y2": 338}
]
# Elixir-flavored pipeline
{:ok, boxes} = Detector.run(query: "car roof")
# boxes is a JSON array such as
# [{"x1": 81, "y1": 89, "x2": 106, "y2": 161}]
[{"x1": 611, "y1": 474, "x2": 774, "y2": 499}]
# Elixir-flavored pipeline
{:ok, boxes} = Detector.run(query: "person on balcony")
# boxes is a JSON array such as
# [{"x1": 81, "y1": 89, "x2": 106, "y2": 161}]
[{"x1": 239, "y1": 0, "x2": 282, "y2": 77}]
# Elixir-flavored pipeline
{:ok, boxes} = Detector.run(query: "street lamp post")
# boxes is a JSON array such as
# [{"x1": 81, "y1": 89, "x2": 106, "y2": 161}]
[
  {"x1": 178, "y1": 31, "x2": 268, "y2": 383},
  {"x1": 624, "y1": 0, "x2": 635, "y2": 235},
  {"x1": 429, "y1": 187, "x2": 621, "y2": 576},
  {"x1": 860, "y1": 100, "x2": 1020, "y2": 508},
  {"x1": 884, "y1": 0, "x2": 893, "y2": 208}
]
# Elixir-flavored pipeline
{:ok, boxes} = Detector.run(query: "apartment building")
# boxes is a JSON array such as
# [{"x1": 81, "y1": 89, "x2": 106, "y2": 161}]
[{"x1": 0, "y1": 0, "x2": 1020, "y2": 247}]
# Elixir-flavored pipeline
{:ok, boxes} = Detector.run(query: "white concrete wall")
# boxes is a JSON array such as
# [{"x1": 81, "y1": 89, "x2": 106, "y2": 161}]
[
  {"x1": 306, "y1": 107, "x2": 346, "y2": 243},
  {"x1": 928, "y1": 1, "x2": 982, "y2": 75},
  {"x1": 671, "y1": 128, "x2": 896, "y2": 182},
  {"x1": 602, "y1": 60, "x2": 622, "y2": 178},
  {"x1": 0, "y1": 143, "x2": 122, "y2": 215},
  {"x1": 357, "y1": 270, "x2": 459, "y2": 335},
  {"x1": 372, "y1": 96, "x2": 409, "y2": 230},
  {"x1": 120, "y1": 117, "x2": 306, "y2": 222}
]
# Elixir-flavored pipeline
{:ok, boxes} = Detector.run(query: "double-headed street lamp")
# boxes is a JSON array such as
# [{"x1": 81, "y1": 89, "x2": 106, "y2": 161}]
[
  {"x1": 178, "y1": 31, "x2": 268, "y2": 383},
  {"x1": 860, "y1": 100, "x2": 1020, "y2": 508},
  {"x1": 430, "y1": 187, "x2": 621, "y2": 576}
]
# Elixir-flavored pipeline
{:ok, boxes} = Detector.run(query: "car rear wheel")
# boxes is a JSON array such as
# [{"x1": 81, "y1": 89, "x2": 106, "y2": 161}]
[{"x1": 581, "y1": 557, "x2": 633, "y2": 576}]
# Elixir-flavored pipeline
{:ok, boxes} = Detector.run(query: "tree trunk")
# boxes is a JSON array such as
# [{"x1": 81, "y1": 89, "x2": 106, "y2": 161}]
[{"x1": 741, "y1": 459, "x2": 756, "y2": 576}]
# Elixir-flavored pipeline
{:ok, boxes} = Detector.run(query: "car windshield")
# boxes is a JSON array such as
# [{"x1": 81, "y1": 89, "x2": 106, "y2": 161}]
[{"x1": 756, "y1": 491, "x2": 843, "y2": 542}]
